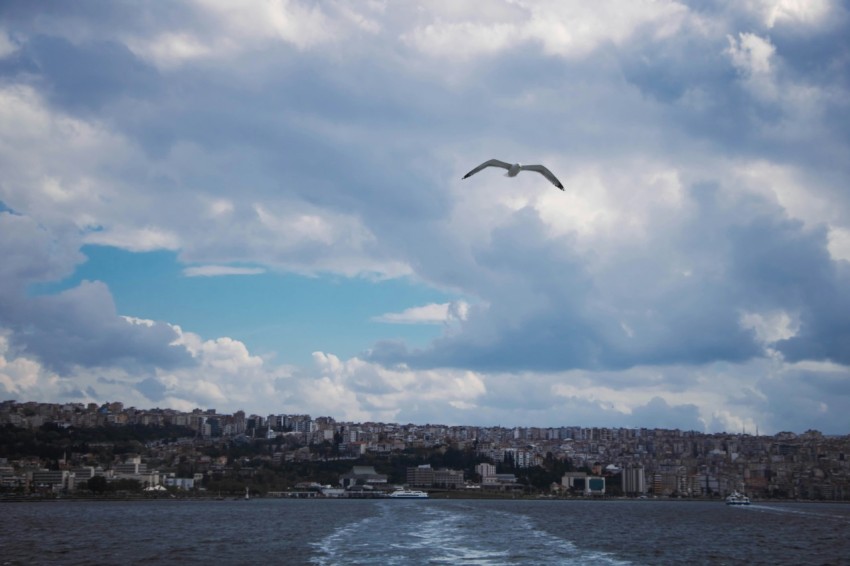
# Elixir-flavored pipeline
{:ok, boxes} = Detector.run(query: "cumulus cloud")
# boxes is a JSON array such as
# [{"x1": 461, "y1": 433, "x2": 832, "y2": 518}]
[
  {"x1": 0, "y1": 28, "x2": 18, "y2": 58},
  {"x1": 0, "y1": 210, "x2": 190, "y2": 374},
  {"x1": 0, "y1": 0, "x2": 849, "y2": 433},
  {"x1": 0, "y1": 78, "x2": 408, "y2": 279},
  {"x1": 0, "y1": 324, "x2": 284, "y2": 414},
  {"x1": 372, "y1": 301, "x2": 469, "y2": 325},
  {"x1": 0, "y1": 211, "x2": 83, "y2": 292},
  {"x1": 401, "y1": 1, "x2": 687, "y2": 60},
  {"x1": 726, "y1": 32, "x2": 778, "y2": 99},
  {"x1": 122, "y1": 0, "x2": 383, "y2": 68},
  {"x1": 754, "y1": 0, "x2": 834, "y2": 28},
  {"x1": 2, "y1": 281, "x2": 191, "y2": 373},
  {"x1": 183, "y1": 265, "x2": 266, "y2": 277},
  {"x1": 306, "y1": 352, "x2": 487, "y2": 423}
]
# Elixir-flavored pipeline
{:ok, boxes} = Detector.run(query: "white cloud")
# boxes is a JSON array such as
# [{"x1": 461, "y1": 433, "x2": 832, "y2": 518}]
[
  {"x1": 525, "y1": 1, "x2": 689, "y2": 58},
  {"x1": 253, "y1": 205, "x2": 336, "y2": 247},
  {"x1": 731, "y1": 160, "x2": 850, "y2": 262},
  {"x1": 2, "y1": 0, "x2": 849, "y2": 434},
  {"x1": 727, "y1": 32, "x2": 775, "y2": 75},
  {"x1": 828, "y1": 228, "x2": 850, "y2": 262},
  {"x1": 754, "y1": 0, "x2": 834, "y2": 28},
  {"x1": 129, "y1": 31, "x2": 215, "y2": 67},
  {"x1": 0, "y1": 85, "x2": 127, "y2": 229},
  {"x1": 183, "y1": 265, "x2": 266, "y2": 277},
  {"x1": 0, "y1": 85, "x2": 408, "y2": 277},
  {"x1": 3, "y1": 316, "x2": 848, "y2": 433},
  {"x1": 373, "y1": 301, "x2": 469, "y2": 324},
  {"x1": 739, "y1": 310, "x2": 799, "y2": 345},
  {"x1": 401, "y1": 0, "x2": 688, "y2": 60},
  {"x1": 84, "y1": 225, "x2": 181, "y2": 252},
  {"x1": 308, "y1": 352, "x2": 487, "y2": 423},
  {"x1": 124, "y1": 0, "x2": 382, "y2": 67},
  {"x1": 0, "y1": 333, "x2": 47, "y2": 396},
  {"x1": 205, "y1": 198, "x2": 234, "y2": 218},
  {"x1": 122, "y1": 316, "x2": 156, "y2": 328},
  {"x1": 0, "y1": 28, "x2": 18, "y2": 58},
  {"x1": 401, "y1": 21, "x2": 520, "y2": 60},
  {"x1": 726, "y1": 32, "x2": 778, "y2": 100}
]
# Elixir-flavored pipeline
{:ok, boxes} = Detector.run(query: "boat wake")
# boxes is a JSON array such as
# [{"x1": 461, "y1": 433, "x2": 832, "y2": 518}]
[
  {"x1": 310, "y1": 501, "x2": 632, "y2": 565},
  {"x1": 744, "y1": 503, "x2": 850, "y2": 523}
]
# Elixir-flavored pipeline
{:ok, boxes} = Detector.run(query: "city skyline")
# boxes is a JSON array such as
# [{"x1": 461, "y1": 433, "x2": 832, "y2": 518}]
[
  {"x1": 1, "y1": 2, "x2": 850, "y2": 434},
  {"x1": 5, "y1": 398, "x2": 848, "y2": 503},
  {"x1": 0, "y1": 398, "x2": 836, "y2": 437}
]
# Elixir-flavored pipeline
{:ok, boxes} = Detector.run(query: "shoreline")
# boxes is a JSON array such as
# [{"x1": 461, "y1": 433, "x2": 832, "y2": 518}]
[{"x1": 3, "y1": 493, "x2": 846, "y2": 504}]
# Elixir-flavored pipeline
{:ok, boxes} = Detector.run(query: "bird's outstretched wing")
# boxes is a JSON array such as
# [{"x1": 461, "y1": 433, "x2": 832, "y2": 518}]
[
  {"x1": 520, "y1": 164, "x2": 564, "y2": 190},
  {"x1": 462, "y1": 159, "x2": 513, "y2": 179}
]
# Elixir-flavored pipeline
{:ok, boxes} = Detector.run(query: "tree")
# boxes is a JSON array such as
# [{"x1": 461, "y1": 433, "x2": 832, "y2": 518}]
[
  {"x1": 86, "y1": 475, "x2": 108, "y2": 494},
  {"x1": 111, "y1": 478, "x2": 143, "y2": 493}
]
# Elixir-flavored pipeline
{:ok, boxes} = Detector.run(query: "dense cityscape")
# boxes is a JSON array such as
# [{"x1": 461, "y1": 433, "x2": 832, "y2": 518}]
[{"x1": 1, "y1": 400, "x2": 848, "y2": 501}]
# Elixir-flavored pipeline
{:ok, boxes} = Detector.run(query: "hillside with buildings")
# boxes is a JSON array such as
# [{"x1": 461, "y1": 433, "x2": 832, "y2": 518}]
[{"x1": 1, "y1": 400, "x2": 848, "y2": 501}]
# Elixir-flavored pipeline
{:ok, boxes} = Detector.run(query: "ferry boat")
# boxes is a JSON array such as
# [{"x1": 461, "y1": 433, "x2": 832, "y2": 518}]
[
  {"x1": 725, "y1": 491, "x2": 750, "y2": 505},
  {"x1": 387, "y1": 489, "x2": 429, "y2": 499}
]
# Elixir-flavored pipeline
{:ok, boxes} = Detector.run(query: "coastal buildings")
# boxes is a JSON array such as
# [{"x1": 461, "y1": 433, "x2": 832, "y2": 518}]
[
  {"x1": 340, "y1": 466, "x2": 387, "y2": 489},
  {"x1": 1, "y1": 400, "x2": 848, "y2": 500},
  {"x1": 621, "y1": 465, "x2": 647, "y2": 496},
  {"x1": 406, "y1": 465, "x2": 464, "y2": 488},
  {"x1": 561, "y1": 472, "x2": 606, "y2": 496}
]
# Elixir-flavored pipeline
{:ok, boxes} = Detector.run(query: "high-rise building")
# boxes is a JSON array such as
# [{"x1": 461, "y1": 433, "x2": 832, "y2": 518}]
[
  {"x1": 621, "y1": 465, "x2": 646, "y2": 495},
  {"x1": 475, "y1": 462, "x2": 496, "y2": 479},
  {"x1": 407, "y1": 464, "x2": 435, "y2": 486}
]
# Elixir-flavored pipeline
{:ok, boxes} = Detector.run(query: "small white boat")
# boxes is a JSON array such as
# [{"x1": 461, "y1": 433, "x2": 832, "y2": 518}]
[
  {"x1": 387, "y1": 489, "x2": 429, "y2": 499},
  {"x1": 725, "y1": 491, "x2": 750, "y2": 505}
]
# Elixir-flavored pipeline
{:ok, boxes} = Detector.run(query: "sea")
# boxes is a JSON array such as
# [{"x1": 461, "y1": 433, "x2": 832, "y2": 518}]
[{"x1": 1, "y1": 498, "x2": 848, "y2": 565}]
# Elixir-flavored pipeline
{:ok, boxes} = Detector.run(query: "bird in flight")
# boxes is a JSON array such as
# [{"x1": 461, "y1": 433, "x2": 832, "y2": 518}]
[{"x1": 462, "y1": 159, "x2": 564, "y2": 190}]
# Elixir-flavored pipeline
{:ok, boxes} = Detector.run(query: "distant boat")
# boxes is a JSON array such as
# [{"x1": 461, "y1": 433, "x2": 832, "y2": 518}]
[
  {"x1": 725, "y1": 491, "x2": 750, "y2": 505},
  {"x1": 387, "y1": 489, "x2": 429, "y2": 499}
]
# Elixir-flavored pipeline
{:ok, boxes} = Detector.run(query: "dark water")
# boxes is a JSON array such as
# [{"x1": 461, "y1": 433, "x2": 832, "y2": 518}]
[{"x1": 1, "y1": 499, "x2": 848, "y2": 565}]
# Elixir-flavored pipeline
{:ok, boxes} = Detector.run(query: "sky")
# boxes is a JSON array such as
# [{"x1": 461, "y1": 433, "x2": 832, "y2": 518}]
[{"x1": 1, "y1": 1, "x2": 849, "y2": 434}]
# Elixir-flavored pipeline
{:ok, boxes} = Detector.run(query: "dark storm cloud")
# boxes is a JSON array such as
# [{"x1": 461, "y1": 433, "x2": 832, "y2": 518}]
[
  {"x1": 0, "y1": 1, "x2": 199, "y2": 38},
  {"x1": 369, "y1": 207, "x2": 603, "y2": 372},
  {"x1": 775, "y1": 264, "x2": 850, "y2": 365},
  {"x1": 370, "y1": 174, "x2": 850, "y2": 372},
  {"x1": 0, "y1": 212, "x2": 83, "y2": 292},
  {"x1": 136, "y1": 376, "x2": 166, "y2": 402},
  {"x1": 0, "y1": 212, "x2": 192, "y2": 373},
  {"x1": 620, "y1": 32, "x2": 750, "y2": 141},
  {"x1": 618, "y1": 5, "x2": 850, "y2": 203},
  {"x1": 18, "y1": 35, "x2": 160, "y2": 113},
  {"x1": 1, "y1": 0, "x2": 848, "y2": 430},
  {"x1": 756, "y1": 367, "x2": 850, "y2": 434},
  {"x1": 723, "y1": 204, "x2": 850, "y2": 365},
  {"x1": 3, "y1": 280, "x2": 192, "y2": 373},
  {"x1": 627, "y1": 397, "x2": 704, "y2": 432}
]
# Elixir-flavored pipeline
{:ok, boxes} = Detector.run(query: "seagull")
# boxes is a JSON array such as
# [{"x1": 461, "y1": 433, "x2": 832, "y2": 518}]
[{"x1": 462, "y1": 159, "x2": 564, "y2": 190}]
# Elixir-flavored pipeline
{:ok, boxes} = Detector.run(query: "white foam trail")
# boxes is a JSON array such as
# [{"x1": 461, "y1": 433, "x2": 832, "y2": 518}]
[
  {"x1": 310, "y1": 512, "x2": 381, "y2": 565},
  {"x1": 513, "y1": 513, "x2": 632, "y2": 566},
  {"x1": 744, "y1": 504, "x2": 850, "y2": 523},
  {"x1": 392, "y1": 506, "x2": 511, "y2": 564},
  {"x1": 311, "y1": 502, "x2": 634, "y2": 565}
]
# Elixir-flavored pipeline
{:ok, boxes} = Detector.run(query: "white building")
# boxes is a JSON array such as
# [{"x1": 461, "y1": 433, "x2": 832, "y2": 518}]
[
  {"x1": 475, "y1": 463, "x2": 496, "y2": 479},
  {"x1": 622, "y1": 465, "x2": 647, "y2": 495},
  {"x1": 163, "y1": 475, "x2": 195, "y2": 490}
]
